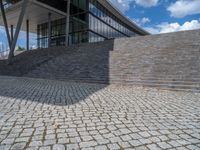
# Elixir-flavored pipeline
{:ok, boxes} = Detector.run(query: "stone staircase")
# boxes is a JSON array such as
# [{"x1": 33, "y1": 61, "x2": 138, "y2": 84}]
[
  {"x1": 109, "y1": 29, "x2": 200, "y2": 91},
  {"x1": 25, "y1": 40, "x2": 113, "y2": 83},
  {"x1": 0, "y1": 29, "x2": 200, "y2": 92}
]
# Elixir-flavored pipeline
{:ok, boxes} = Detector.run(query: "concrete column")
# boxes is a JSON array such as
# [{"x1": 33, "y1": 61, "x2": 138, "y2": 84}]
[
  {"x1": 65, "y1": 0, "x2": 70, "y2": 46},
  {"x1": 26, "y1": 19, "x2": 29, "y2": 50},
  {"x1": 37, "y1": 26, "x2": 40, "y2": 49},
  {"x1": 11, "y1": 25, "x2": 14, "y2": 42},
  {"x1": 8, "y1": 0, "x2": 29, "y2": 63},
  {"x1": 48, "y1": 13, "x2": 52, "y2": 48},
  {"x1": 0, "y1": 0, "x2": 11, "y2": 49}
]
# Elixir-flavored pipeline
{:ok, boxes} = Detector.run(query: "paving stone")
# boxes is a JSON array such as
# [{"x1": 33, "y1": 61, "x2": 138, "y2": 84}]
[
  {"x1": 11, "y1": 142, "x2": 26, "y2": 150},
  {"x1": 79, "y1": 141, "x2": 97, "y2": 148},
  {"x1": 96, "y1": 138, "x2": 110, "y2": 145},
  {"x1": 147, "y1": 144, "x2": 161, "y2": 150},
  {"x1": 129, "y1": 140, "x2": 142, "y2": 147},
  {"x1": 186, "y1": 145, "x2": 200, "y2": 150},
  {"x1": 43, "y1": 139, "x2": 57, "y2": 146},
  {"x1": 0, "y1": 145, "x2": 12, "y2": 150},
  {"x1": 29, "y1": 141, "x2": 43, "y2": 147},
  {"x1": 118, "y1": 142, "x2": 131, "y2": 148},
  {"x1": 39, "y1": 146, "x2": 51, "y2": 150},
  {"x1": 57, "y1": 138, "x2": 70, "y2": 144},
  {"x1": 120, "y1": 135, "x2": 132, "y2": 141},
  {"x1": 134, "y1": 146, "x2": 149, "y2": 150},
  {"x1": 168, "y1": 140, "x2": 182, "y2": 147},
  {"x1": 0, "y1": 77, "x2": 200, "y2": 150},
  {"x1": 53, "y1": 144, "x2": 65, "y2": 150},
  {"x1": 94, "y1": 145, "x2": 108, "y2": 150},
  {"x1": 140, "y1": 131, "x2": 151, "y2": 137},
  {"x1": 157, "y1": 142, "x2": 172, "y2": 149},
  {"x1": 66, "y1": 144, "x2": 79, "y2": 150},
  {"x1": 107, "y1": 143, "x2": 120, "y2": 150}
]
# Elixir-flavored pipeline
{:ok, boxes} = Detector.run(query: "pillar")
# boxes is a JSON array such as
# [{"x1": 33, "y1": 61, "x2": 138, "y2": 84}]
[
  {"x1": 11, "y1": 25, "x2": 14, "y2": 42},
  {"x1": 0, "y1": 0, "x2": 11, "y2": 49},
  {"x1": 48, "y1": 13, "x2": 52, "y2": 48},
  {"x1": 65, "y1": 0, "x2": 70, "y2": 46},
  {"x1": 26, "y1": 19, "x2": 29, "y2": 50},
  {"x1": 8, "y1": 0, "x2": 29, "y2": 63}
]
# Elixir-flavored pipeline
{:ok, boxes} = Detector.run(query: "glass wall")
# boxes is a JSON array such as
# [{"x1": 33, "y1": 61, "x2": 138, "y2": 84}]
[
  {"x1": 88, "y1": 0, "x2": 138, "y2": 42},
  {"x1": 37, "y1": 18, "x2": 66, "y2": 48},
  {"x1": 69, "y1": 0, "x2": 88, "y2": 44},
  {"x1": 37, "y1": 0, "x2": 140, "y2": 47},
  {"x1": 37, "y1": 0, "x2": 89, "y2": 48}
]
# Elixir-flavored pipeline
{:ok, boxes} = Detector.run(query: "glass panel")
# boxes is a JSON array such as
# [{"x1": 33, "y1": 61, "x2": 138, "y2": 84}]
[{"x1": 88, "y1": 0, "x2": 137, "y2": 40}]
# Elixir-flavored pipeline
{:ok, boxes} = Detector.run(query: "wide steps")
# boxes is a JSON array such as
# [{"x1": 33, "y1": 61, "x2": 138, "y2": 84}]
[{"x1": 0, "y1": 29, "x2": 200, "y2": 92}]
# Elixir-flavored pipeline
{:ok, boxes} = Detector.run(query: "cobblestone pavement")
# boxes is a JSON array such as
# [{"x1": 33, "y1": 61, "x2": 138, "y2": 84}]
[{"x1": 0, "y1": 76, "x2": 200, "y2": 150}]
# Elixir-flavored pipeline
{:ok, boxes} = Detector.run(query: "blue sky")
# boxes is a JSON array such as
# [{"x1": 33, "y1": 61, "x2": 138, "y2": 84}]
[
  {"x1": 0, "y1": 0, "x2": 200, "y2": 51},
  {"x1": 0, "y1": 26, "x2": 37, "y2": 52},
  {"x1": 109, "y1": 0, "x2": 200, "y2": 33}
]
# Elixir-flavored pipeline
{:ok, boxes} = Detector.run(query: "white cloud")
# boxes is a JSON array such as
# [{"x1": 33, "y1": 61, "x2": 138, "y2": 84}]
[
  {"x1": 168, "y1": 0, "x2": 200, "y2": 18},
  {"x1": 145, "y1": 20, "x2": 200, "y2": 34},
  {"x1": 109, "y1": 0, "x2": 159, "y2": 12},
  {"x1": 133, "y1": 17, "x2": 151, "y2": 25},
  {"x1": 144, "y1": 27, "x2": 160, "y2": 34},
  {"x1": 109, "y1": 0, "x2": 133, "y2": 13},
  {"x1": 141, "y1": 17, "x2": 151, "y2": 24},
  {"x1": 135, "y1": 0, "x2": 159, "y2": 7}
]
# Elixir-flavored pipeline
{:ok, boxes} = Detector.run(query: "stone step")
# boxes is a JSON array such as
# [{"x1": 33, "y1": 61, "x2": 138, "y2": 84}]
[
  {"x1": 113, "y1": 81, "x2": 200, "y2": 92},
  {"x1": 109, "y1": 74, "x2": 200, "y2": 78},
  {"x1": 36, "y1": 77, "x2": 200, "y2": 92},
  {"x1": 1, "y1": 29, "x2": 200, "y2": 92},
  {"x1": 109, "y1": 79, "x2": 200, "y2": 87}
]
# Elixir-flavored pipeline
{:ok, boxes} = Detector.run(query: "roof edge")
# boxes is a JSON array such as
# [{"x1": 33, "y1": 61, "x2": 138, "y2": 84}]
[{"x1": 98, "y1": 0, "x2": 150, "y2": 35}]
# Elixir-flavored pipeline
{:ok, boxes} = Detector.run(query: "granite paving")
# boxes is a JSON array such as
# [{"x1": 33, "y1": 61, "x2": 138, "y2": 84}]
[{"x1": 0, "y1": 76, "x2": 200, "y2": 150}]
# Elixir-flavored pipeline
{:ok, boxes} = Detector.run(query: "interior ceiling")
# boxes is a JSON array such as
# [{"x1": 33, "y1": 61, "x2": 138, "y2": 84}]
[{"x1": 0, "y1": 0, "x2": 66, "y2": 33}]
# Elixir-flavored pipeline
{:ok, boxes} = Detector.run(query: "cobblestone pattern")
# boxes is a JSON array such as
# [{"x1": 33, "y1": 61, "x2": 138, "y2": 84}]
[{"x1": 0, "y1": 76, "x2": 200, "y2": 150}]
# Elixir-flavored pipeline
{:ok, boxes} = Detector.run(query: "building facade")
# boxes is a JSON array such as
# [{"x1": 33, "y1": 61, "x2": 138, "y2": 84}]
[{"x1": 0, "y1": 0, "x2": 149, "y2": 49}]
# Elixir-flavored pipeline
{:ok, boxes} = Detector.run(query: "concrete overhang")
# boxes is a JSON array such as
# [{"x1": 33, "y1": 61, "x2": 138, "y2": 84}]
[
  {"x1": 98, "y1": 0, "x2": 150, "y2": 35},
  {"x1": 0, "y1": 0, "x2": 66, "y2": 33}
]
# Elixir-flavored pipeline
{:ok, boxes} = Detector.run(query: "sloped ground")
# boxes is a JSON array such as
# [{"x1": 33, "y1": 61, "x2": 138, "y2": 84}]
[
  {"x1": 0, "y1": 40, "x2": 113, "y2": 83},
  {"x1": 0, "y1": 76, "x2": 200, "y2": 150},
  {"x1": 0, "y1": 46, "x2": 72, "y2": 76},
  {"x1": 0, "y1": 30, "x2": 200, "y2": 91}
]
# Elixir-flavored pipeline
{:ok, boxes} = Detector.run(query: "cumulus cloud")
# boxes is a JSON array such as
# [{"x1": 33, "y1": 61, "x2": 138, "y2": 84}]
[
  {"x1": 133, "y1": 17, "x2": 151, "y2": 25},
  {"x1": 167, "y1": 0, "x2": 200, "y2": 18},
  {"x1": 135, "y1": 0, "x2": 159, "y2": 7},
  {"x1": 145, "y1": 20, "x2": 200, "y2": 34},
  {"x1": 140, "y1": 17, "x2": 151, "y2": 24},
  {"x1": 109, "y1": 0, "x2": 159, "y2": 12},
  {"x1": 109, "y1": 0, "x2": 133, "y2": 13}
]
